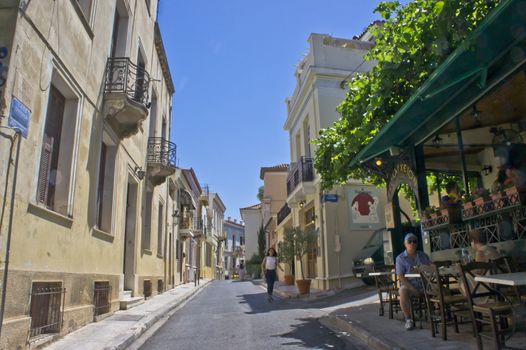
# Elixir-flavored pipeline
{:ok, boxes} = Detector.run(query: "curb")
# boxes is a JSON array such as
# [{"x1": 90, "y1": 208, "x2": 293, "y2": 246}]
[
  {"x1": 319, "y1": 315, "x2": 404, "y2": 350},
  {"x1": 103, "y1": 281, "x2": 211, "y2": 350}
]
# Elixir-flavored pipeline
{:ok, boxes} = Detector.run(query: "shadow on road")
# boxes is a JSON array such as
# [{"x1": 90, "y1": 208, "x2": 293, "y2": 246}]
[
  {"x1": 273, "y1": 317, "x2": 347, "y2": 349},
  {"x1": 236, "y1": 281, "x2": 376, "y2": 315}
]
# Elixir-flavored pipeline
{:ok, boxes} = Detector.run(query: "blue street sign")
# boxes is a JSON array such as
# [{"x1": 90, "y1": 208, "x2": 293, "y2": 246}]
[
  {"x1": 322, "y1": 194, "x2": 338, "y2": 203},
  {"x1": 8, "y1": 97, "x2": 31, "y2": 138}
]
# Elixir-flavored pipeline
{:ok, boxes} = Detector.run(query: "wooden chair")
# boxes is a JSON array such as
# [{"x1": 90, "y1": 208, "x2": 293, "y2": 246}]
[
  {"x1": 459, "y1": 262, "x2": 513, "y2": 350},
  {"x1": 373, "y1": 265, "x2": 400, "y2": 318},
  {"x1": 419, "y1": 263, "x2": 468, "y2": 340}
]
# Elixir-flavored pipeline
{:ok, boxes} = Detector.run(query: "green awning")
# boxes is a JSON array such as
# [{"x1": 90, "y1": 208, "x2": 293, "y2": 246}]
[{"x1": 351, "y1": 0, "x2": 526, "y2": 167}]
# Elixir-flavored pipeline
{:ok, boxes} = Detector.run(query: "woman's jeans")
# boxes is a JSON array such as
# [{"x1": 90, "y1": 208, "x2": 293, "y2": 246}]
[{"x1": 265, "y1": 269, "x2": 276, "y2": 296}]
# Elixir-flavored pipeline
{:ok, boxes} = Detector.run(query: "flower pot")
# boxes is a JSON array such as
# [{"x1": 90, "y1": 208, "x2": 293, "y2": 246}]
[
  {"x1": 430, "y1": 212, "x2": 439, "y2": 220},
  {"x1": 463, "y1": 201, "x2": 474, "y2": 210},
  {"x1": 505, "y1": 186, "x2": 518, "y2": 197},
  {"x1": 284, "y1": 275, "x2": 294, "y2": 285},
  {"x1": 474, "y1": 197, "x2": 485, "y2": 207},
  {"x1": 296, "y1": 279, "x2": 311, "y2": 295}
]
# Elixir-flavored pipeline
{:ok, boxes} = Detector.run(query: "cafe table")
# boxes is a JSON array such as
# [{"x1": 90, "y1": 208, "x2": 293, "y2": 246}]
[{"x1": 474, "y1": 271, "x2": 526, "y2": 286}]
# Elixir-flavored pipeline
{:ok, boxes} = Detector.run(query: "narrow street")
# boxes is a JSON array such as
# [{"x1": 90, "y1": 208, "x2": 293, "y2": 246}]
[{"x1": 136, "y1": 281, "x2": 367, "y2": 350}]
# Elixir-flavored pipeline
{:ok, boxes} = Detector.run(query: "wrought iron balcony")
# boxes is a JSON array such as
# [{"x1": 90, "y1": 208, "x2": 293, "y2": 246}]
[
  {"x1": 103, "y1": 57, "x2": 151, "y2": 137},
  {"x1": 286, "y1": 157, "x2": 314, "y2": 195},
  {"x1": 147, "y1": 137, "x2": 176, "y2": 186},
  {"x1": 277, "y1": 203, "x2": 291, "y2": 225}
]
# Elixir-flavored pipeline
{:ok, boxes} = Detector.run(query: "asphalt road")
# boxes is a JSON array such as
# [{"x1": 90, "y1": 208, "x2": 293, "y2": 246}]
[{"x1": 137, "y1": 280, "x2": 369, "y2": 350}]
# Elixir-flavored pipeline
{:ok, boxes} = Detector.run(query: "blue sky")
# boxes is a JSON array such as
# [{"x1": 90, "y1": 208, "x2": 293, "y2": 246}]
[{"x1": 158, "y1": 1, "x2": 387, "y2": 220}]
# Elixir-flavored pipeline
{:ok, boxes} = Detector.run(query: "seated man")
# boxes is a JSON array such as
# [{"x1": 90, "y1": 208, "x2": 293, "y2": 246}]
[{"x1": 395, "y1": 233, "x2": 431, "y2": 330}]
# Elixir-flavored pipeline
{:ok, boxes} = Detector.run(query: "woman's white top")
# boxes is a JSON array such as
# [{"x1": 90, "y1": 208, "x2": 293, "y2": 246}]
[{"x1": 265, "y1": 256, "x2": 277, "y2": 270}]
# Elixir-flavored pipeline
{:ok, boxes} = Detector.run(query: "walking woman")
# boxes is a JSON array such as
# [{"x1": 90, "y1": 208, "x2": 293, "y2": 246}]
[{"x1": 261, "y1": 248, "x2": 282, "y2": 302}]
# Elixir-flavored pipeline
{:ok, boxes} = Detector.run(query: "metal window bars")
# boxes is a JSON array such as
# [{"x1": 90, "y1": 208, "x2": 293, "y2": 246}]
[
  {"x1": 29, "y1": 285, "x2": 66, "y2": 338},
  {"x1": 93, "y1": 282, "x2": 112, "y2": 317},
  {"x1": 104, "y1": 57, "x2": 150, "y2": 106}
]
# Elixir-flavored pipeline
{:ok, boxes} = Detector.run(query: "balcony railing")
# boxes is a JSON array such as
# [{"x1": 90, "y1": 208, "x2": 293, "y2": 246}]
[
  {"x1": 147, "y1": 138, "x2": 176, "y2": 168},
  {"x1": 105, "y1": 57, "x2": 150, "y2": 106},
  {"x1": 277, "y1": 203, "x2": 291, "y2": 225},
  {"x1": 287, "y1": 157, "x2": 314, "y2": 195}
]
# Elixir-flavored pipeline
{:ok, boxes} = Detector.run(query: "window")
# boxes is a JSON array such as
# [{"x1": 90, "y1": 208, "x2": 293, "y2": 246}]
[
  {"x1": 232, "y1": 235, "x2": 236, "y2": 250},
  {"x1": 157, "y1": 201, "x2": 164, "y2": 256},
  {"x1": 37, "y1": 74, "x2": 80, "y2": 216},
  {"x1": 95, "y1": 134, "x2": 116, "y2": 233},
  {"x1": 110, "y1": 0, "x2": 129, "y2": 58},
  {"x1": 143, "y1": 191, "x2": 153, "y2": 250},
  {"x1": 240, "y1": 235, "x2": 244, "y2": 246},
  {"x1": 205, "y1": 244, "x2": 212, "y2": 267},
  {"x1": 29, "y1": 282, "x2": 65, "y2": 338},
  {"x1": 148, "y1": 93, "x2": 158, "y2": 137}
]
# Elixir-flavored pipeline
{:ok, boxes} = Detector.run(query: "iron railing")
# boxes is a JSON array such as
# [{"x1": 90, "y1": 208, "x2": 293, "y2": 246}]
[
  {"x1": 277, "y1": 203, "x2": 291, "y2": 225},
  {"x1": 29, "y1": 284, "x2": 66, "y2": 338},
  {"x1": 93, "y1": 282, "x2": 112, "y2": 317},
  {"x1": 157, "y1": 279, "x2": 164, "y2": 294},
  {"x1": 147, "y1": 137, "x2": 176, "y2": 168},
  {"x1": 286, "y1": 157, "x2": 314, "y2": 195},
  {"x1": 104, "y1": 57, "x2": 150, "y2": 106}
]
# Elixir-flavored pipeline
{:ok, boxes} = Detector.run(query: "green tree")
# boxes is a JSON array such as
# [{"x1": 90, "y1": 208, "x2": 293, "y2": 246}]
[
  {"x1": 290, "y1": 227, "x2": 318, "y2": 280},
  {"x1": 313, "y1": 0, "x2": 501, "y2": 189},
  {"x1": 257, "y1": 225, "x2": 266, "y2": 259},
  {"x1": 257, "y1": 186, "x2": 264, "y2": 202},
  {"x1": 277, "y1": 230, "x2": 295, "y2": 274}
]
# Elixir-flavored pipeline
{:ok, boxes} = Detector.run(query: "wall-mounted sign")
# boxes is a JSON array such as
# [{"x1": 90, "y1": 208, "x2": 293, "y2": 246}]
[
  {"x1": 8, "y1": 96, "x2": 30, "y2": 138},
  {"x1": 348, "y1": 186, "x2": 383, "y2": 230},
  {"x1": 322, "y1": 194, "x2": 338, "y2": 203}
]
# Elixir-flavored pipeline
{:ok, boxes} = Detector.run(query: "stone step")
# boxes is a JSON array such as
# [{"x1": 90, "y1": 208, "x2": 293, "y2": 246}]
[
  {"x1": 119, "y1": 296, "x2": 144, "y2": 310},
  {"x1": 122, "y1": 290, "x2": 132, "y2": 299}
]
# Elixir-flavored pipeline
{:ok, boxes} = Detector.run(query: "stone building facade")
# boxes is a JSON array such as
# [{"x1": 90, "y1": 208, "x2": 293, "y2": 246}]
[{"x1": 0, "y1": 1, "x2": 177, "y2": 348}]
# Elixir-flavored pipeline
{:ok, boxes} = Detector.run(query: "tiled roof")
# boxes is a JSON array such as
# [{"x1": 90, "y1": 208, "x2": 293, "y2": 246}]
[
  {"x1": 260, "y1": 164, "x2": 289, "y2": 179},
  {"x1": 240, "y1": 203, "x2": 261, "y2": 210}
]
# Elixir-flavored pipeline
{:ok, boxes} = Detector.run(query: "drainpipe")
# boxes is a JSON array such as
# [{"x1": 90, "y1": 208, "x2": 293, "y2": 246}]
[
  {"x1": 0, "y1": 128, "x2": 21, "y2": 340},
  {"x1": 319, "y1": 190, "x2": 328, "y2": 290}
]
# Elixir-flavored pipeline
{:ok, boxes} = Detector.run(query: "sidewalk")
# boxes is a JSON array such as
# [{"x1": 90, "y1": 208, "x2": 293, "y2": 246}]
[
  {"x1": 45, "y1": 280, "x2": 211, "y2": 350},
  {"x1": 252, "y1": 279, "x2": 364, "y2": 301},
  {"x1": 320, "y1": 300, "x2": 526, "y2": 350}
]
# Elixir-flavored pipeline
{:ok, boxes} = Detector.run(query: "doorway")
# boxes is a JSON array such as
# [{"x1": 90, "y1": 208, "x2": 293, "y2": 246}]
[{"x1": 123, "y1": 178, "x2": 138, "y2": 291}]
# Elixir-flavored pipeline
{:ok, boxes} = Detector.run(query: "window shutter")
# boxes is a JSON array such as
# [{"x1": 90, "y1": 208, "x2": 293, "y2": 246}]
[{"x1": 37, "y1": 135, "x2": 54, "y2": 205}]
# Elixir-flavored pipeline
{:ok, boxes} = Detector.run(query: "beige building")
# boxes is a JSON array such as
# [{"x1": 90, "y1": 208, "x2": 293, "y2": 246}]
[
  {"x1": 239, "y1": 204, "x2": 262, "y2": 261},
  {"x1": 280, "y1": 33, "x2": 389, "y2": 291},
  {"x1": 259, "y1": 165, "x2": 289, "y2": 250},
  {"x1": 174, "y1": 168, "x2": 206, "y2": 284},
  {"x1": 203, "y1": 192, "x2": 226, "y2": 280},
  {"x1": 0, "y1": 1, "x2": 178, "y2": 348}
]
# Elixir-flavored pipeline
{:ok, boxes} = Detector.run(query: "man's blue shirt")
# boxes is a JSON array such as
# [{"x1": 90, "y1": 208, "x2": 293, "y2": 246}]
[{"x1": 395, "y1": 250, "x2": 431, "y2": 289}]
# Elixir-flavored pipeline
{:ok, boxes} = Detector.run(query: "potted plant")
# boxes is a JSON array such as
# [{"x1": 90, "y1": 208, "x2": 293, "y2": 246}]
[
  {"x1": 277, "y1": 230, "x2": 295, "y2": 285},
  {"x1": 429, "y1": 206, "x2": 440, "y2": 220},
  {"x1": 291, "y1": 227, "x2": 318, "y2": 295},
  {"x1": 423, "y1": 207, "x2": 435, "y2": 220}
]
